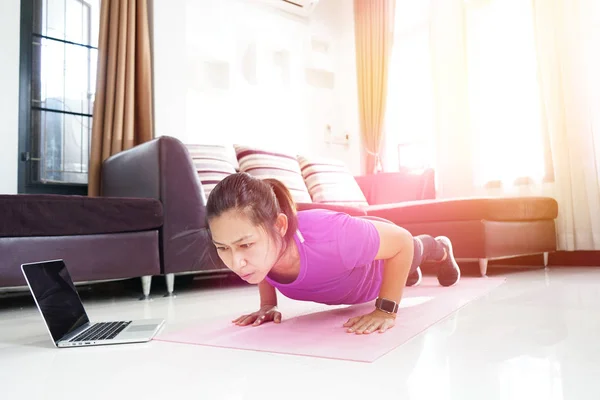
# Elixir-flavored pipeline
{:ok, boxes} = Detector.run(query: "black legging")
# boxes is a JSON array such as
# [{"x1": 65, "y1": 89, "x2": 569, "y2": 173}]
[
  {"x1": 411, "y1": 234, "x2": 446, "y2": 273},
  {"x1": 358, "y1": 216, "x2": 445, "y2": 274}
]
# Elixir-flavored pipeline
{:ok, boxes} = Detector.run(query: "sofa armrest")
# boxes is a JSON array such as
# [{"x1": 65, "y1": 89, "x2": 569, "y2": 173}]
[
  {"x1": 102, "y1": 136, "x2": 225, "y2": 274},
  {"x1": 102, "y1": 139, "x2": 162, "y2": 200},
  {"x1": 354, "y1": 169, "x2": 436, "y2": 205}
]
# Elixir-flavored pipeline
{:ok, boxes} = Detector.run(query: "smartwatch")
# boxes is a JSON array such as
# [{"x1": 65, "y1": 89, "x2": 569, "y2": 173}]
[{"x1": 375, "y1": 297, "x2": 399, "y2": 314}]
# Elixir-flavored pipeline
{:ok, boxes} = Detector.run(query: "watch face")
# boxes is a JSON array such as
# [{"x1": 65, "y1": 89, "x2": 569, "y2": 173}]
[
  {"x1": 377, "y1": 298, "x2": 397, "y2": 313},
  {"x1": 381, "y1": 299, "x2": 394, "y2": 312}
]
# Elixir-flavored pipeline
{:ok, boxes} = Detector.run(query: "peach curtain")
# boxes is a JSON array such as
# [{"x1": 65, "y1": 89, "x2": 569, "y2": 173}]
[
  {"x1": 88, "y1": 0, "x2": 154, "y2": 196},
  {"x1": 353, "y1": 0, "x2": 396, "y2": 174}
]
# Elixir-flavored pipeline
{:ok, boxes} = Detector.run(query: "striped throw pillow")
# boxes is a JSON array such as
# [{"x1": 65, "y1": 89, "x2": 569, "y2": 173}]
[
  {"x1": 297, "y1": 155, "x2": 369, "y2": 207},
  {"x1": 186, "y1": 144, "x2": 237, "y2": 200},
  {"x1": 234, "y1": 145, "x2": 312, "y2": 204}
]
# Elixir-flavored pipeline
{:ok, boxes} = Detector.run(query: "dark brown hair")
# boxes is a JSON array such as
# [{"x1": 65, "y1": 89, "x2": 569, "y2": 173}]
[{"x1": 206, "y1": 173, "x2": 298, "y2": 243}]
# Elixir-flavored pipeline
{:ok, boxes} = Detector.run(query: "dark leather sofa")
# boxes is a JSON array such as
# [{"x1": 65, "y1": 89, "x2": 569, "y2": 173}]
[{"x1": 0, "y1": 194, "x2": 162, "y2": 298}]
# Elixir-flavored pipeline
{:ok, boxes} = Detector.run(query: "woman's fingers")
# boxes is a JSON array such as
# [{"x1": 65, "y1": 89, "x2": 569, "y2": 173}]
[
  {"x1": 353, "y1": 319, "x2": 375, "y2": 334},
  {"x1": 253, "y1": 310, "x2": 282, "y2": 326},
  {"x1": 233, "y1": 310, "x2": 283, "y2": 327},
  {"x1": 232, "y1": 315, "x2": 242, "y2": 323},
  {"x1": 363, "y1": 321, "x2": 382, "y2": 334},
  {"x1": 239, "y1": 314, "x2": 257, "y2": 326},
  {"x1": 346, "y1": 316, "x2": 368, "y2": 333},
  {"x1": 253, "y1": 313, "x2": 268, "y2": 326},
  {"x1": 232, "y1": 314, "x2": 248, "y2": 324}
]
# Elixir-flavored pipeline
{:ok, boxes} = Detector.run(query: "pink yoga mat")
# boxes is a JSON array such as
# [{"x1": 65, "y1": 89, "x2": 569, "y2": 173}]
[{"x1": 155, "y1": 276, "x2": 505, "y2": 362}]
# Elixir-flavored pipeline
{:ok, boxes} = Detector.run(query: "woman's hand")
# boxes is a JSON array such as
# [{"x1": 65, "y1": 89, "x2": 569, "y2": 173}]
[
  {"x1": 343, "y1": 309, "x2": 396, "y2": 334},
  {"x1": 232, "y1": 305, "x2": 282, "y2": 326}
]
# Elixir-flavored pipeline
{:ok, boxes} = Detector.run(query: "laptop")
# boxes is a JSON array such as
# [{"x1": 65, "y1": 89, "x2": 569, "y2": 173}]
[{"x1": 21, "y1": 259, "x2": 165, "y2": 348}]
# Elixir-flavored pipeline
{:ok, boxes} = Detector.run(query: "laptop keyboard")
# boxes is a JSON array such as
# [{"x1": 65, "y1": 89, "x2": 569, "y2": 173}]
[{"x1": 70, "y1": 321, "x2": 132, "y2": 342}]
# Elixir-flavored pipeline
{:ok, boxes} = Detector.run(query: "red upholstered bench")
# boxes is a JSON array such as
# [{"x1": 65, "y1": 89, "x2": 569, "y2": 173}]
[{"x1": 365, "y1": 196, "x2": 558, "y2": 276}]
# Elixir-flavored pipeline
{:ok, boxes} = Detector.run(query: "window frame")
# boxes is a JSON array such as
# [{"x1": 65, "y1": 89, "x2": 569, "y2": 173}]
[{"x1": 17, "y1": 0, "x2": 95, "y2": 195}]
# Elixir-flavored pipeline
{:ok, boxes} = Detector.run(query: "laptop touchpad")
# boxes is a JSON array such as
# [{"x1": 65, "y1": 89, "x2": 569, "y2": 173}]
[{"x1": 127, "y1": 325, "x2": 157, "y2": 333}]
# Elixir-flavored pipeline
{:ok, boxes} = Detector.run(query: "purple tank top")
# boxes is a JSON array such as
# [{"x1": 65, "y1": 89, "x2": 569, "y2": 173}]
[{"x1": 265, "y1": 209, "x2": 383, "y2": 305}]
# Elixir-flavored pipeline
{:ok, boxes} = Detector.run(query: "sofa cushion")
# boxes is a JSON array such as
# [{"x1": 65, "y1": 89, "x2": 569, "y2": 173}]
[
  {"x1": 366, "y1": 196, "x2": 559, "y2": 224},
  {"x1": 234, "y1": 145, "x2": 312, "y2": 203},
  {"x1": 186, "y1": 144, "x2": 237, "y2": 200},
  {"x1": 297, "y1": 155, "x2": 369, "y2": 208},
  {"x1": 0, "y1": 194, "x2": 163, "y2": 237}
]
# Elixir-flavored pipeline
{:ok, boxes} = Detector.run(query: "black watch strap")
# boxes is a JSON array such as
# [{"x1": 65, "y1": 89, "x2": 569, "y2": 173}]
[{"x1": 375, "y1": 297, "x2": 399, "y2": 314}]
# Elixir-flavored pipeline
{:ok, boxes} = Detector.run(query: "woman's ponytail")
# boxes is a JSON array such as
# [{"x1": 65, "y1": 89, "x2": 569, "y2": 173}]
[{"x1": 263, "y1": 178, "x2": 298, "y2": 243}]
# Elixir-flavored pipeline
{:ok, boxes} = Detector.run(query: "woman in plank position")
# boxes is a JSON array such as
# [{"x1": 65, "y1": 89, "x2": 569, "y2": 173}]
[{"x1": 206, "y1": 172, "x2": 461, "y2": 335}]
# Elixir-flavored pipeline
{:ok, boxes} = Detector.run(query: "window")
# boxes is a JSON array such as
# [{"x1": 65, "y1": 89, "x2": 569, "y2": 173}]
[
  {"x1": 384, "y1": 0, "x2": 436, "y2": 172},
  {"x1": 465, "y1": 0, "x2": 550, "y2": 186},
  {"x1": 18, "y1": 0, "x2": 101, "y2": 194},
  {"x1": 385, "y1": 0, "x2": 552, "y2": 185}
]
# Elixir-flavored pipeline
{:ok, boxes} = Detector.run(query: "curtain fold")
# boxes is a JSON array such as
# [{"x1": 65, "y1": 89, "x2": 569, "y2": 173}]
[
  {"x1": 88, "y1": 0, "x2": 154, "y2": 196},
  {"x1": 532, "y1": 0, "x2": 600, "y2": 250},
  {"x1": 429, "y1": 0, "x2": 473, "y2": 199},
  {"x1": 353, "y1": 0, "x2": 396, "y2": 174}
]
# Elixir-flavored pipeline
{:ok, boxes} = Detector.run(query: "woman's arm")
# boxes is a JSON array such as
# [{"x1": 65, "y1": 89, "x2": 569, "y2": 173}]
[
  {"x1": 370, "y1": 220, "x2": 415, "y2": 306},
  {"x1": 343, "y1": 220, "x2": 414, "y2": 334},
  {"x1": 258, "y1": 279, "x2": 278, "y2": 307}
]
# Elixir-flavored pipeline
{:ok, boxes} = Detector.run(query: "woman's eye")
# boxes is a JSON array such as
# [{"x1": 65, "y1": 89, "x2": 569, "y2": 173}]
[
  {"x1": 216, "y1": 246, "x2": 228, "y2": 251},
  {"x1": 240, "y1": 243, "x2": 254, "y2": 249}
]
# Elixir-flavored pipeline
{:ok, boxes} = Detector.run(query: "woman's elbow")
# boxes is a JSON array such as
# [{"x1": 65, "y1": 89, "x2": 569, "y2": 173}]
[
  {"x1": 396, "y1": 227, "x2": 414, "y2": 254},
  {"x1": 373, "y1": 222, "x2": 414, "y2": 259}
]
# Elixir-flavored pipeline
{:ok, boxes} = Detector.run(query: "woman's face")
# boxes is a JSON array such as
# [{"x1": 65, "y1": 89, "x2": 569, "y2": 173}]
[{"x1": 208, "y1": 209, "x2": 286, "y2": 285}]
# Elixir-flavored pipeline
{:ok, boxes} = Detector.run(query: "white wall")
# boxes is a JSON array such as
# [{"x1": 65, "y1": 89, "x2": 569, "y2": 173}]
[
  {"x1": 153, "y1": 0, "x2": 362, "y2": 174},
  {"x1": 311, "y1": 0, "x2": 362, "y2": 174},
  {"x1": 0, "y1": 0, "x2": 21, "y2": 194}
]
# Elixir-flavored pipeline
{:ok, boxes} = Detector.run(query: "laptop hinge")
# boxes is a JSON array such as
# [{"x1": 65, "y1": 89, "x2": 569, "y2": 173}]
[{"x1": 60, "y1": 322, "x2": 91, "y2": 343}]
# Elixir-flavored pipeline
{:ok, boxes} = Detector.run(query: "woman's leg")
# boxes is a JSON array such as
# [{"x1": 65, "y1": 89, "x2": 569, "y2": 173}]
[
  {"x1": 358, "y1": 216, "x2": 424, "y2": 286},
  {"x1": 414, "y1": 235, "x2": 446, "y2": 262},
  {"x1": 357, "y1": 216, "x2": 460, "y2": 287},
  {"x1": 406, "y1": 237, "x2": 424, "y2": 286},
  {"x1": 414, "y1": 234, "x2": 461, "y2": 287}
]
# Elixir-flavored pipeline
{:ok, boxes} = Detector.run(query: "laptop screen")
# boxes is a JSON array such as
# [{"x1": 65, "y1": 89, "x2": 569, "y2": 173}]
[{"x1": 22, "y1": 260, "x2": 90, "y2": 343}]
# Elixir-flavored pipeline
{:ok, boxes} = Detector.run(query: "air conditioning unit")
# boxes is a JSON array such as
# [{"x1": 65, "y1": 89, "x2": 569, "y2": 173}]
[{"x1": 259, "y1": 0, "x2": 321, "y2": 17}]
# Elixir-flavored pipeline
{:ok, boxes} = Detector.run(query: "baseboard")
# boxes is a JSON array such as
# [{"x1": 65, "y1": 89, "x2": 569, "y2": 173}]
[
  {"x1": 487, "y1": 251, "x2": 600, "y2": 267},
  {"x1": 421, "y1": 251, "x2": 600, "y2": 277},
  {"x1": 546, "y1": 251, "x2": 600, "y2": 267}
]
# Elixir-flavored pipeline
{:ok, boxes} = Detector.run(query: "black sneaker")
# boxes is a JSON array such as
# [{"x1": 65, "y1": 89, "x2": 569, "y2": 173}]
[
  {"x1": 435, "y1": 236, "x2": 461, "y2": 287},
  {"x1": 406, "y1": 266, "x2": 422, "y2": 287}
]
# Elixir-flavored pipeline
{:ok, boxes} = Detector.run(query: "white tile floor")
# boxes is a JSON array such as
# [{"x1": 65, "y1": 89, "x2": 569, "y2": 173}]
[{"x1": 1, "y1": 267, "x2": 600, "y2": 400}]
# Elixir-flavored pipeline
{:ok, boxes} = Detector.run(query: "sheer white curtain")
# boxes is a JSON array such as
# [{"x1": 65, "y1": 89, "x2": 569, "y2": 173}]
[
  {"x1": 531, "y1": 0, "x2": 600, "y2": 250},
  {"x1": 387, "y1": 0, "x2": 600, "y2": 250}
]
